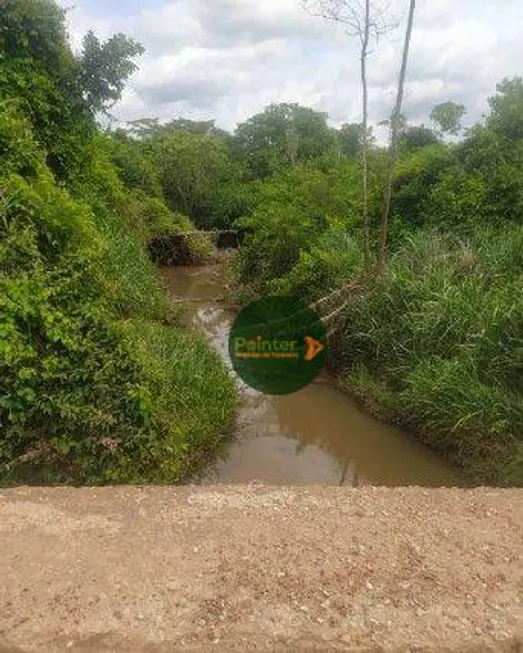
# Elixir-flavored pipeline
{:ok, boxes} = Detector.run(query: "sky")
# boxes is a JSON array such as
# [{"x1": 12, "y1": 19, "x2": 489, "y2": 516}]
[{"x1": 60, "y1": 0, "x2": 523, "y2": 134}]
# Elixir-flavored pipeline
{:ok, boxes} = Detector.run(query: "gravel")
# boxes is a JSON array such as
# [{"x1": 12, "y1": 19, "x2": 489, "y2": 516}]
[{"x1": 0, "y1": 485, "x2": 522, "y2": 652}]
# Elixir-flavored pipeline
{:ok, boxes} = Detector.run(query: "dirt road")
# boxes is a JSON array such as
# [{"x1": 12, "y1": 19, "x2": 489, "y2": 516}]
[{"x1": 1, "y1": 485, "x2": 522, "y2": 652}]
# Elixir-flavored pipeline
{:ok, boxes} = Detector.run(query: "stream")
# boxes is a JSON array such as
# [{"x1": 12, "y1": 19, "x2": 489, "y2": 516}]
[{"x1": 161, "y1": 263, "x2": 464, "y2": 487}]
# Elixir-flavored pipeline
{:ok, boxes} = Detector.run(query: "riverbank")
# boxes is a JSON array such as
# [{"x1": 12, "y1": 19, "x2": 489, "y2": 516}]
[{"x1": 1, "y1": 484, "x2": 521, "y2": 652}]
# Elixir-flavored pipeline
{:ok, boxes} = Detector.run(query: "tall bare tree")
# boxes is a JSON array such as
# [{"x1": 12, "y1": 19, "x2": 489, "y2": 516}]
[
  {"x1": 303, "y1": 0, "x2": 394, "y2": 266},
  {"x1": 378, "y1": 0, "x2": 416, "y2": 270}
]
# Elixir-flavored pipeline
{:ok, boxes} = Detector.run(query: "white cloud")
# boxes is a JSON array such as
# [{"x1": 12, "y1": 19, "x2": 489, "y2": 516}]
[{"x1": 62, "y1": 0, "x2": 523, "y2": 133}]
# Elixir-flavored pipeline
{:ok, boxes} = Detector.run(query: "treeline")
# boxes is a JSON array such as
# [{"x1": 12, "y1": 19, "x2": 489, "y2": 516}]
[
  {"x1": 0, "y1": 0, "x2": 235, "y2": 484},
  {"x1": 108, "y1": 80, "x2": 523, "y2": 485}
]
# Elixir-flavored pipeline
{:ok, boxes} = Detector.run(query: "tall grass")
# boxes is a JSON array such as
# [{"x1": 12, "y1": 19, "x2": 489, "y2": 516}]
[
  {"x1": 118, "y1": 320, "x2": 237, "y2": 481},
  {"x1": 342, "y1": 226, "x2": 523, "y2": 485}
]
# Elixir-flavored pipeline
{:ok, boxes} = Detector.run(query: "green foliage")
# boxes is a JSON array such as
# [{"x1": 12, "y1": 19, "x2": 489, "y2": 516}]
[
  {"x1": 150, "y1": 130, "x2": 237, "y2": 228},
  {"x1": 2, "y1": 0, "x2": 522, "y2": 487},
  {"x1": 233, "y1": 103, "x2": 336, "y2": 179},
  {"x1": 0, "y1": 172, "x2": 147, "y2": 482},
  {"x1": 0, "y1": 0, "x2": 144, "y2": 181},
  {"x1": 457, "y1": 127, "x2": 523, "y2": 225},
  {"x1": 273, "y1": 226, "x2": 363, "y2": 302},
  {"x1": 1, "y1": 1, "x2": 88, "y2": 181},
  {"x1": 430, "y1": 101, "x2": 466, "y2": 135},
  {"x1": 425, "y1": 168, "x2": 486, "y2": 228},
  {"x1": 390, "y1": 144, "x2": 456, "y2": 229},
  {"x1": 336, "y1": 122, "x2": 366, "y2": 159},
  {"x1": 231, "y1": 94, "x2": 523, "y2": 484},
  {"x1": 121, "y1": 320, "x2": 236, "y2": 478},
  {"x1": 105, "y1": 133, "x2": 163, "y2": 198},
  {"x1": 125, "y1": 190, "x2": 192, "y2": 244},
  {"x1": 127, "y1": 117, "x2": 220, "y2": 139},
  {"x1": 79, "y1": 31, "x2": 144, "y2": 114},
  {"x1": 234, "y1": 161, "x2": 361, "y2": 294},
  {"x1": 399, "y1": 357, "x2": 521, "y2": 484},
  {"x1": 0, "y1": 102, "x2": 43, "y2": 177},
  {"x1": 0, "y1": 0, "x2": 236, "y2": 485},
  {"x1": 0, "y1": 0, "x2": 71, "y2": 73},
  {"x1": 399, "y1": 125, "x2": 440, "y2": 152},
  {"x1": 486, "y1": 77, "x2": 523, "y2": 141},
  {"x1": 0, "y1": 262, "x2": 235, "y2": 483}
]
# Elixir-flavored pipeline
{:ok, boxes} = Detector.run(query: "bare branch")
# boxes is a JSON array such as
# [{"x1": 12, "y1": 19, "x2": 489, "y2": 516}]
[{"x1": 302, "y1": 0, "x2": 396, "y2": 40}]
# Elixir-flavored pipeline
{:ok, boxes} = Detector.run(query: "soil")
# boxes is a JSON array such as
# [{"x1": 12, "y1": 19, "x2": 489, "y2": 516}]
[{"x1": 0, "y1": 485, "x2": 522, "y2": 652}]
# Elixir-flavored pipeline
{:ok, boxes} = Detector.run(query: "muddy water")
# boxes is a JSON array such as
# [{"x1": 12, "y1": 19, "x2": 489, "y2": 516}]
[{"x1": 161, "y1": 264, "x2": 463, "y2": 487}]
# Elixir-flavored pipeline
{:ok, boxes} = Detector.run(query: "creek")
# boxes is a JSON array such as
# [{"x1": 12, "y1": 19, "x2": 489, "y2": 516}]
[{"x1": 161, "y1": 263, "x2": 464, "y2": 487}]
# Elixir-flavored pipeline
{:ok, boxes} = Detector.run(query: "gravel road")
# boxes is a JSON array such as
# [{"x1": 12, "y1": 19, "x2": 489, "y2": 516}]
[{"x1": 0, "y1": 485, "x2": 522, "y2": 652}]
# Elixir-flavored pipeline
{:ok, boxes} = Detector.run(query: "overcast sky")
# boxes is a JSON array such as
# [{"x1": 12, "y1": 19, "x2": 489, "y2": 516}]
[{"x1": 61, "y1": 0, "x2": 523, "y2": 133}]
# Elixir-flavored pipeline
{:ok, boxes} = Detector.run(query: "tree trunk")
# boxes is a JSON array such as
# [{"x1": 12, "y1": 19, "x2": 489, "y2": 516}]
[
  {"x1": 361, "y1": 0, "x2": 370, "y2": 265},
  {"x1": 378, "y1": 0, "x2": 416, "y2": 270}
]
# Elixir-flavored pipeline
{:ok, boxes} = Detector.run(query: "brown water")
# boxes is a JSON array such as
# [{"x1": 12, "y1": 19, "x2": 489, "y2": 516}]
[{"x1": 161, "y1": 263, "x2": 464, "y2": 487}]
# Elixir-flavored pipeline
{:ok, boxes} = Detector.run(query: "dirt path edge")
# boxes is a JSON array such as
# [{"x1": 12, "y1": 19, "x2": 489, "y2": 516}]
[{"x1": 1, "y1": 485, "x2": 522, "y2": 652}]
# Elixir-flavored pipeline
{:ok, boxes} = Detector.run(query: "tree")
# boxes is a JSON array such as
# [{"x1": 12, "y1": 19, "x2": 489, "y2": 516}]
[
  {"x1": 126, "y1": 117, "x2": 222, "y2": 140},
  {"x1": 233, "y1": 103, "x2": 335, "y2": 179},
  {"x1": 0, "y1": 1, "x2": 145, "y2": 179},
  {"x1": 105, "y1": 132, "x2": 163, "y2": 198},
  {"x1": 400, "y1": 125, "x2": 439, "y2": 151},
  {"x1": 79, "y1": 31, "x2": 144, "y2": 114},
  {"x1": 380, "y1": 114, "x2": 438, "y2": 151},
  {"x1": 430, "y1": 101, "x2": 466, "y2": 135},
  {"x1": 378, "y1": 0, "x2": 416, "y2": 270},
  {"x1": 378, "y1": 112, "x2": 408, "y2": 133},
  {"x1": 336, "y1": 122, "x2": 372, "y2": 158},
  {"x1": 150, "y1": 130, "x2": 236, "y2": 228},
  {"x1": 486, "y1": 77, "x2": 523, "y2": 141},
  {"x1": 303, "y1": 0, "x2": 395, "y2": 264},
  {"x1": 126, "y1": 118, "x2": 162, "y2": 140}
]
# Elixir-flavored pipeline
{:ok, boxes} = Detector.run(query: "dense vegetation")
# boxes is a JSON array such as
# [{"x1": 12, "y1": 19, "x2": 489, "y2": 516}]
[
  {"x1": 1, "y1": 0, "x2": 521, "y2": 486},
  {"x1": 109, "y1": 85, "x2": 522, "y2": 485},
  {"x1": 0, "y1": 0, "x2": 235, "y2": 484},
  {"x1": 225, "y1": 90, "x2": 523, "y2": 486}
]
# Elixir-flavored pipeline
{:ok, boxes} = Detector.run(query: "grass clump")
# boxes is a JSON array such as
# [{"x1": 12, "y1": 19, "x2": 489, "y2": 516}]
[
  {"x1": 341, "y1": 228, "x2": 523, "y2": 485},
  {"x1": 120, "y1": 320, "x2": 236, "y2": 479}
]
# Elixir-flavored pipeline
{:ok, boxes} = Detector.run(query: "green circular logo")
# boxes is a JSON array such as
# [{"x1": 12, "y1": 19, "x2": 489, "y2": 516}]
[{"x1": 229, "y1": 295, "x2": 327, "y2": 395}]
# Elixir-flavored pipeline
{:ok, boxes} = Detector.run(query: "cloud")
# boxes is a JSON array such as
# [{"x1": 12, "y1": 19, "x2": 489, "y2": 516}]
[{"x1": 61, "y1": 0, "x2": 523, "y2": 133}]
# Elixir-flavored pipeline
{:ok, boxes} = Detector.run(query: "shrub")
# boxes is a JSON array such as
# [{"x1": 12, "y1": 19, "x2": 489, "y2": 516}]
[
  {"x1": 0, "y1": 120, "x2": 235, "y2": 485},
  {"x1": 234, "y1": 162, "x2": 361, "y2": 295},
  {"x1": 273, "y1": 226, "x2": 363, "y2": 302},
  {"x1": 0, "y1": 0, "x2": 237, "y2": 486}
]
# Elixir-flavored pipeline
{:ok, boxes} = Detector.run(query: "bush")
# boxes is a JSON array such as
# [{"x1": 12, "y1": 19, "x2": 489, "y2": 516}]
[
  {"x1": 0, "y1": 102, "x2": 42, "y2": 178},
  {"x1": 0, "y1": 153, "x2": 235, "y2": 485},
  {"x1": 105, "y1": 133, "x2": 163, "y2": 198},
  {"x1": 273, "y1": 226, "x2": 363, "y2": 302},
  {"x1": 233, "y1": 162, "x2": 361, "y2": 296}
]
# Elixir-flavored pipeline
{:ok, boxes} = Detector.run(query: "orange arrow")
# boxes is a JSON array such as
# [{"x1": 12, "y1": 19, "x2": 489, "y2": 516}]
[{"x1": 304, "y1": 336, "x2": 325, "y2": 362}]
